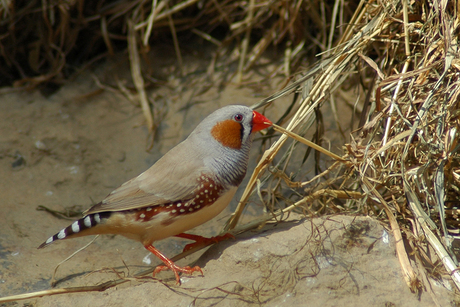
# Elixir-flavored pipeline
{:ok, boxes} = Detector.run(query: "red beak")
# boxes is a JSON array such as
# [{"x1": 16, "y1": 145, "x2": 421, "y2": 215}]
[{"x1": 252, "y1": 111, "x2": 272, "y2": 133}]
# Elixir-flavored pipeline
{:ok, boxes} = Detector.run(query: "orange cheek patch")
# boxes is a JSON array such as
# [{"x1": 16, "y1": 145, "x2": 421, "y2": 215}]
[{"x1": 211, "y1": 120, "x2": 242, "y2": 149}]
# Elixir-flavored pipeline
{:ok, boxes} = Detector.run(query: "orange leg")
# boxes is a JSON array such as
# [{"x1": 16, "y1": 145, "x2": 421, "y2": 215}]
[
  {"x1": 144, "y1": 245, "x2": 203, "y2": 284},
  {"x1": 175, "y1": 233, "x2": 235, "y2": 252}
]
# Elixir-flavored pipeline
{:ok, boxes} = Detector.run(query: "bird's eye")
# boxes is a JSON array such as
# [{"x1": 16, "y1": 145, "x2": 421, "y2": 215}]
[{"x1": 234, "y1": 113, "x2": 243, "y2": 122}]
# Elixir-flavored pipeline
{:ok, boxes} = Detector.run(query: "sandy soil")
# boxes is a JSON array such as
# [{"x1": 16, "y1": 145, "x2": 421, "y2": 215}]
[{"x1": 0, "y1": 53, "x2": 456, "y2": 306}]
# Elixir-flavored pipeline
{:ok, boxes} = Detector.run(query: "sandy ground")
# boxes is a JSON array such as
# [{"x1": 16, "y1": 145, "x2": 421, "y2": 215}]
[{"x1": 0, "y1": 53, "x2": 457, "y2": 306}]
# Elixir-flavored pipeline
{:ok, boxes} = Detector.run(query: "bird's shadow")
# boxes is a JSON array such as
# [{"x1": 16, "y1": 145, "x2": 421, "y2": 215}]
[
  {"x1": 195, "y1": 218, "x2": 305, "y2": 267},
  {"x1": 50, "y1": 218, "x2": 304, "y2": 288}
]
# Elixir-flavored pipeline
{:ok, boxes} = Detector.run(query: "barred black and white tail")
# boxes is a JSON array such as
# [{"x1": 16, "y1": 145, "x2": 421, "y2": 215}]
[{"x1": 38, "y1": 212, "x2": 111, "y2": 249}]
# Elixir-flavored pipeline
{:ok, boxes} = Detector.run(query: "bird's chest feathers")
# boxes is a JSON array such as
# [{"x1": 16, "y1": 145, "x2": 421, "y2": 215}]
[
  {"x1": 109, "y1": 186, "x2": 237, "y2": 245},
  {"x1": 211, "y1": 120, "x2": 242, "y2": 149},
  {"x1": 136, "y1": 175, "x2": 224, "y2": 223},
  {"x1": 103, "y1": 175, "x2": 235, "y2": 243}
]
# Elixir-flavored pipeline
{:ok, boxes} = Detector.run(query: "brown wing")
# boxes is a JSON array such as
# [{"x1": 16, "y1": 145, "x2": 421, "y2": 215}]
[{"x1": 84, "y1": 141, "x2": 207, "y2": 215}]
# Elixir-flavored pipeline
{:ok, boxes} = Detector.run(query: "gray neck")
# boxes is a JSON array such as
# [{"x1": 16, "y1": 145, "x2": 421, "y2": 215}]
[{"x1": 207, "y1": 136, "x2": 253, "y2": 187}]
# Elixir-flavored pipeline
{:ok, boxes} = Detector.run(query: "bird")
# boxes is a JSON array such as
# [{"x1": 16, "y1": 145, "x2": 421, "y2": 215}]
[{"x1": 38, "y1": 104, "x2": 272, "y2": 284}]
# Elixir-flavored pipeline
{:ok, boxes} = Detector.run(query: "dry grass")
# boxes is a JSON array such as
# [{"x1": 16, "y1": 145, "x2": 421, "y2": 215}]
[
  {"x1": 0, "y1": 0, "x2": 347, "y2": 88},
  {"x1": 1, "y1": 0, "x2": 351, "y2": 134},
  {"x1": 1, "y1": 0, "x2": 460, "y2": 303},
  {"x1": 225, "y1": 0, "x2": 460, "y2": 296}
]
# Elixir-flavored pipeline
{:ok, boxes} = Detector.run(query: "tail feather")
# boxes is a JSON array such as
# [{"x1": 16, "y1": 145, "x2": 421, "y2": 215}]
[{"x1": 38, "y1": 212, "x2": 111, "y2": 249}]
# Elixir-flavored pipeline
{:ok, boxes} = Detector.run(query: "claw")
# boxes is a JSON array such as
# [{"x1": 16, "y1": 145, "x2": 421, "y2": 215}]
[
  {"x1": 152, "y1": 264, "x2": 203, "y2": 285},
  {"x1": 145, "y1": 245, "x2": 203, "y2": 285}
]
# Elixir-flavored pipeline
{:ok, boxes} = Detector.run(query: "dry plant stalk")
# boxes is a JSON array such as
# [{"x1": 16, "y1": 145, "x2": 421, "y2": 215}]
[
  {"x1": 128, "y1": 19, "x2": 155, "y2": 136},
  {"x1": 272, "y1": 124, "x2": 346, "y2": 163}
]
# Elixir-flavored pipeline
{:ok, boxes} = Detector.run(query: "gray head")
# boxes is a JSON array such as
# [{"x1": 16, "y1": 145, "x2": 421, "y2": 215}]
[{"x1": 187, "y1": 105, "x2": 270, "y2": 186}]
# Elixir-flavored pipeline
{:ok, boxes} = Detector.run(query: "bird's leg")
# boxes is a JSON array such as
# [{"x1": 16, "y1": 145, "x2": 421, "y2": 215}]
[
  {"x1": 144, "y1": 245, "x2": 203, "y2": 284},
  {"x1": 175, "y1": 233, "x2": 235, "y2": 252}
]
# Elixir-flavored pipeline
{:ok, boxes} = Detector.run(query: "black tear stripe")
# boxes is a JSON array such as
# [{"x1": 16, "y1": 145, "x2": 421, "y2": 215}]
[{"x1": 38, "y1": 212, "x2": 111, "y2": 248}]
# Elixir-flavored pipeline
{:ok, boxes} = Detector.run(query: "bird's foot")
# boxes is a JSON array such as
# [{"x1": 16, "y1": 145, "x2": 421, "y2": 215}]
[
  {"x1": 153, "y1": 264, "x2": 203, "y2": 284},
  {"x1": 145, "y1": 245, "x2": 203, "y2": 285}
]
